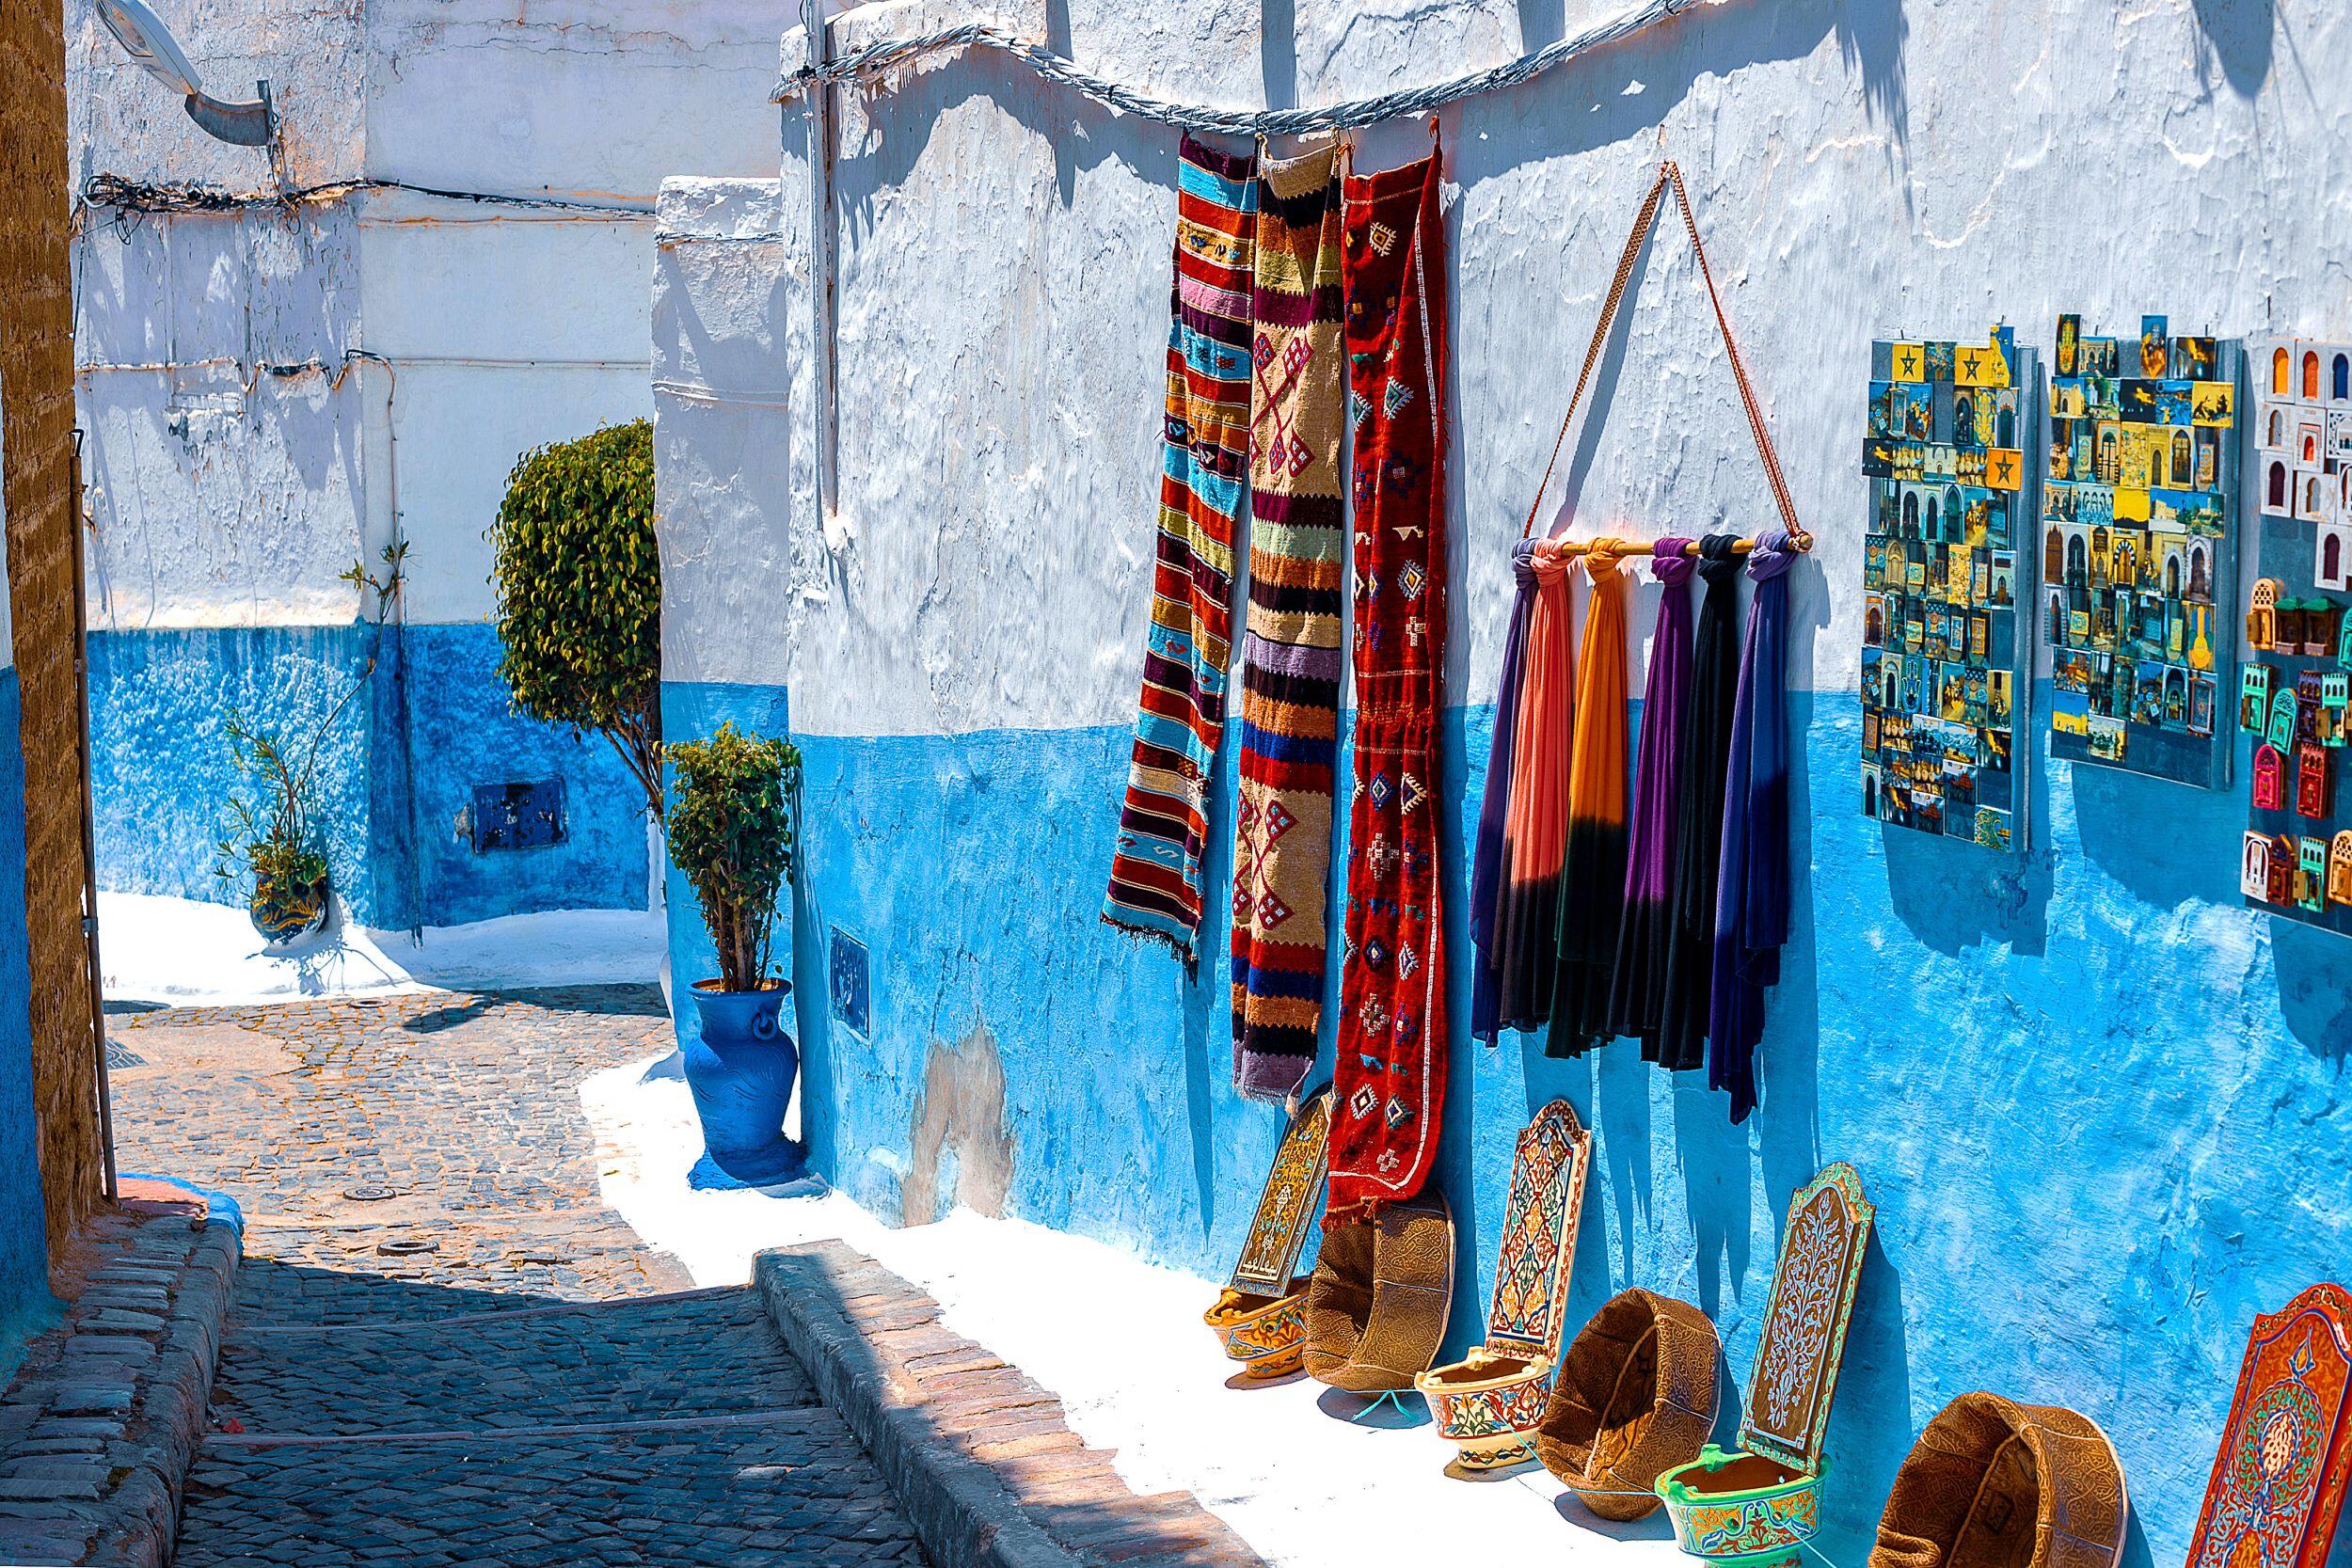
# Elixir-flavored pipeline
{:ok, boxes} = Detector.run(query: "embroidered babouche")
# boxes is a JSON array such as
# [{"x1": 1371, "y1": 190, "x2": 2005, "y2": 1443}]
[
  {"x1": 2182, "y1": 1283, "x2": 2352, "y2": 1568},
  {"x1": 1203, "y1": 1089, "x2": 1332, "y2": 1380},
  {"x1": 1414, "y1": 1100, "x2": 1593, "y2": 1476},
  {"x1": 1656, "y1": 1163, "x2": 1877, "y2": 1568},
  {"x1": 1536, "y1": 1287, "x2": 1721, "y2": 1522},
  {"x1": 1302, "y1": 1188, "x2": 1454, "y2": 1393},
  {"x1": 1867, "y1": 1393, "x2": 2128, "y2": 1568}
]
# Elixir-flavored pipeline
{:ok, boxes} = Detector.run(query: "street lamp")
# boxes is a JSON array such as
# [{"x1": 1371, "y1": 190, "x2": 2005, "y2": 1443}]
[{"x1": 92, "y1": 0, "x2": 275, "y2": 148}]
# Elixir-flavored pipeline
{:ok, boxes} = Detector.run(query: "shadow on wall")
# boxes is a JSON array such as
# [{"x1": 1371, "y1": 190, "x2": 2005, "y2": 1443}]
[
  {"x1": 903, "y1": 1021, "x2": 1015, "y2": 1227},
  {"x1": 2189, "y1": 0, "x2": 2274, "y2": 96}
]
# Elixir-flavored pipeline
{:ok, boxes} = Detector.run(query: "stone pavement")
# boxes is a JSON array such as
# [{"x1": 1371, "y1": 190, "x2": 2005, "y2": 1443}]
[{"x1": 108, "y1": 986, "x2": 933, "y2": 1567}]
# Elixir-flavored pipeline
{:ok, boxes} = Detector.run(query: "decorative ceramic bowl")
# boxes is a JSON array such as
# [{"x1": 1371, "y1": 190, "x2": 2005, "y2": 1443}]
[
  {"x1": 1415, "y1": 1349, "x2": 1554, "y2": 1473},
  {"x1": 1655, "y1": 1446, "x2": 1823, "y2": 1568},
  {"x1": 1204, "y1": 1277, "x2": 1311, "y2": 1380}
]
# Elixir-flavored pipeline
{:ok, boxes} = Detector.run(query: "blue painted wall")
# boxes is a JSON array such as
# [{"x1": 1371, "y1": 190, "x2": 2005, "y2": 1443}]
[
  {"x1": 0, "y1": 670, "x2": 58, "y2": 1372},
  {"x1": 666, "y1": 672, "x2": 2351, "y2": 1562},
  {"x1": 88, "y1": 624, "x2": 648, "y2": 930}
]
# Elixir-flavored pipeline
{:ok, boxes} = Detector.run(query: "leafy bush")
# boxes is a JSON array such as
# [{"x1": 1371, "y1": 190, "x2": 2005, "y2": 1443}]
[
  {"x1": 667, "y1": 722, "x2": 802, "y2": 991},
  {"x1": 489, "y1": 420, "x2": 662, "y2": 814},
  {"x1": 214, "y1": 707, "x2": 334, "y2": 900}
]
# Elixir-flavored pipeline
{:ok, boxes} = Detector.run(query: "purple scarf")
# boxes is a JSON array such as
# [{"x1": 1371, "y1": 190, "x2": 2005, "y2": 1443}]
[
  {"x1": 1708, "y1": 531, "x2": 1798, "y2": 1122},
  {"x1": 1470, "y1": 538, "x2": 1540, "y2": 1046},
  {"x1": 1654, "y1": 534, "x2": 1744, "y2": 1071},
  {"x1": 1610, "y1": 539, "x2": 1695, "y2": 1053}
]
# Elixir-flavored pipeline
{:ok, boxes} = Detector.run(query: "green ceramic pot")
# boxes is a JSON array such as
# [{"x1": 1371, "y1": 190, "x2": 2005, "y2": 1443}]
[{"x1": 1655, "y1": 1445, "x2": 1824, "y2": 1568}]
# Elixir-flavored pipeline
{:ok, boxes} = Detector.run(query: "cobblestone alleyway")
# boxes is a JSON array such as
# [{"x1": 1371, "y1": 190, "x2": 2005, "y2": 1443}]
[{"x1": 107, "y1": 987, "x2": 931, "y2": 1566}]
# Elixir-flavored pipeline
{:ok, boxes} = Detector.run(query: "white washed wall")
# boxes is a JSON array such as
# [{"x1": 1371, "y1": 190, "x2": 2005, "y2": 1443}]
[
  {"x1": 659, "y1": 0, "x2": 2352, "y2": 732},
  {"x1": 68, "y1": 0, "x2": 784, "y2": 628}
]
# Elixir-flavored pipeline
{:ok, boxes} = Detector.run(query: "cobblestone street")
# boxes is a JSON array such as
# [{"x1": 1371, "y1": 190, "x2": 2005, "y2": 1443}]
[{"x1": 108, "y1": 987, "x2": 932, "y2": 1566}]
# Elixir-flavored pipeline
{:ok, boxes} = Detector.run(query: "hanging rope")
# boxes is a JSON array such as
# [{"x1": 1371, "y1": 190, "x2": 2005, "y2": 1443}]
[{"x1": 772, "y1": 0, "x2": 1723, "y2": 132}]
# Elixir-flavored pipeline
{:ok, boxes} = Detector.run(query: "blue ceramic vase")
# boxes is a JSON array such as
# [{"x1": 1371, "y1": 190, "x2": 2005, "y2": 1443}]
[{"x1": 683, "y1": 981, "x2": 806, "y2": 1187}]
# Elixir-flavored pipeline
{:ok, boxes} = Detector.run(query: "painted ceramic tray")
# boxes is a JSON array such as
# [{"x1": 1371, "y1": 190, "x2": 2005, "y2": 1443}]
[
  {"x1": 1485, "y1": 1099, "x2": 1592, "y2": 1357},
  {"x1": 2185, "y1": 1283, "x2": 2352, "y2": 1568},
  {"x1": 1228, "y1": 1088, "x2": 1331, "y2": 1297},
  {"x1": 1740, "y1": 1162, "x2": 1876, "y2": 1470}
]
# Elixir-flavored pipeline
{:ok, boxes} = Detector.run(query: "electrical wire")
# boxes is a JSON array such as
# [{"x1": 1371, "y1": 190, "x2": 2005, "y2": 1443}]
[{"x1": 771, "y1": 0, "x2": 1719, "y2": 133}]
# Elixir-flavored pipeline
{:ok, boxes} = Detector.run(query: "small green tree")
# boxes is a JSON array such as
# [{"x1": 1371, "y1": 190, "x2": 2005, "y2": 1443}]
[
  {"x1": 489, "y1": 420, "x2": 662, "y2": 814},
  {"x1": 667, "y1": 722, "x2": 802, "y2": 991}
]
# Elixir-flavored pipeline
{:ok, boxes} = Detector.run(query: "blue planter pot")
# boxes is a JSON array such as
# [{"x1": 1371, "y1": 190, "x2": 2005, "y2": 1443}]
[{"x1": 683, "y1": 982, "x2": 806, "y2": 1188}]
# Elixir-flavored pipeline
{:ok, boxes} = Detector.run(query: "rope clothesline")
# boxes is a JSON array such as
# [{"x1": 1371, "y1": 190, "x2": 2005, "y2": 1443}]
[{"x1": 772, "y1": 0, "x2": 1720, "y2": 132}]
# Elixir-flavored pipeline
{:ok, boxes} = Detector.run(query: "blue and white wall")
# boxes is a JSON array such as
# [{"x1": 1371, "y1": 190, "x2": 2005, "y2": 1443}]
[
  {"x1": 0, "y1": 389, "x2": 60, "y2": 1365},
  {"x1": 656, "y1": 0, "x2": 2351, "y2": 1557},
  {"x1": 65, "y1": 0, "x2": 787, "y2": 937}
]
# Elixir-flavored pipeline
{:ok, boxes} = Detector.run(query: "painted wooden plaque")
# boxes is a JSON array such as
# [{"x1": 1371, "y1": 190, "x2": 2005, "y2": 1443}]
[
  {"x1": 1484, "y1": 1100, "x2": 1592, "y2": 1358},
  {"x1": 2185, "y1": 1283, "x2": 2352, "y2": 1568},
  {"x1": 1740, "y1": 1163, "x2": 1877, "y2": 1472},
  {"x1": 1227, "y1": 1088, "x2": 1331, "y2": 1296}
]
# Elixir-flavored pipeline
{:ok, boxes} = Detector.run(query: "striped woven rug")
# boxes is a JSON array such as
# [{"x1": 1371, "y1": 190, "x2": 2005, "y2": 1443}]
[
  {"x1": 1104, "y1": 135, "x2": 1258, "y2": 961},
  {"x1": 1231, "y1": 143, "x2": 1345, "y2": 1101}
]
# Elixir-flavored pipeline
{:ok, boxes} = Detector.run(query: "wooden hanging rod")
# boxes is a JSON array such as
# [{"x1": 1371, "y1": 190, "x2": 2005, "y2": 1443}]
[{"x1": 1537, "y1": 530, "x2": 1814, "y2": 560}]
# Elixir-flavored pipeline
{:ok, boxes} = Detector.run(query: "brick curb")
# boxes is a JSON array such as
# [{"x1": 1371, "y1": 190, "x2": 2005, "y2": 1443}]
[
  {"x1": 756, "y1": 1241, "x2": 1263, "y2": 1568},
  {"x1": 0, "y1": 1197, "x2": 242, "y2": 1567}
]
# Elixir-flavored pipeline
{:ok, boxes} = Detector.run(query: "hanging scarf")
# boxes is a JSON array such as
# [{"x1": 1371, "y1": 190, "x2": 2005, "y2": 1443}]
[
  {"x1": 1469, "y1": 539, "x2": 1538, "y2": 1046},
  {"x1": 1708, "y1": 531, "x2": 1797, "y2": 1122},
  {"x1": 1104, "y1": 135, "x2": 1258, "y2": 962},
  {"x1": 1231, "y1": 144, "x2": 1347, "y2": 1101},
  {"x1": 1545, "y1": 546, "x2": 1631, "y2": 1057},
  {"x1": 1327, "y1": 149, "x2": 1448, "y2": 1223},
  {"x1": 1610, "y1": 539, "x2": 1695, "y2": 1053},
  {"x1": 1491, "y1": 538, "x2": 1575, "y2": 1033},
  {"x1": 1653, "y1": 533, "x2": 1743, "y2": 1070}
]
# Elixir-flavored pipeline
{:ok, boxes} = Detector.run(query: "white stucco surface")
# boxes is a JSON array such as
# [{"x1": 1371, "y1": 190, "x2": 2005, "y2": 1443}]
[
  {"x1": 70, "y1": 0, "x2": 787, "y2": 629},
  {"x1": 653, "y1": 0, "x2": 2352, "y2": 734}
]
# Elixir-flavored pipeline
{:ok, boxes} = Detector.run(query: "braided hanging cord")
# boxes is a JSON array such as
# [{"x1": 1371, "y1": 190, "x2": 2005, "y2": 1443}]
[{"x1": 773, "y1": 0, "x2": 1723, "y2": 131}]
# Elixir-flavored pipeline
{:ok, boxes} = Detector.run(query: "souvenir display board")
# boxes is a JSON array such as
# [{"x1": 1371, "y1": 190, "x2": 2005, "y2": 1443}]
[
  {"x1": 2238, "y1": 558, "x2": 2352, "y2": 935},
  {"x1": 2242, "y1": 338, "x2": 2352, "y2": 934},
  {"x1": 2042, "y1": 316, "x2": 2241, "y2": 787},
  {"x1": 1861, "y1": 329, "x2": 2038, "y2": 850}
]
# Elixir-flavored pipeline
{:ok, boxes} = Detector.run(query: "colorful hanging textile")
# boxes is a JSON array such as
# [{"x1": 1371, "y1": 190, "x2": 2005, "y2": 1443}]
[
  {"x1": 1490, "y1": 539, "x2": 1575, "y2": 1035},
  {"x1": 1104, "y1": 135, "x2": 1258, "y2": 962},
  {"x1": 1708, "y1": 531, "x2": 1798, "y2": 1121},
  {"x1": 1545, "y1": 547, "x2": 1631, "y2": 1057},
  {"x1": 1232, "y1": 143, "x2": 1346, "y2": 1101},
  {"x1": 1654, "y1": 534, "x2": 1743, "y2": 1071},
  {"x1": 1328, "y1": 148, "x2": 1449, "y2": 1223},
  {"x1": 1609, "y1": 539, "x2": 1695, "y2": 1053},
  {"x1": 1468, "y1": 537, "x2": 1538, "y2": 1046}
]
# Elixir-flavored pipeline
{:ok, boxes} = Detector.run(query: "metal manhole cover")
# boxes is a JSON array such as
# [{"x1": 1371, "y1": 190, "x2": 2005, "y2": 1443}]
[
  {"x1": 376, "y1": 1237, "x2": 439, "y2": 1257},
  {"x1": 343, "y1": 1184, "x2": 397, "y2": 1202}
]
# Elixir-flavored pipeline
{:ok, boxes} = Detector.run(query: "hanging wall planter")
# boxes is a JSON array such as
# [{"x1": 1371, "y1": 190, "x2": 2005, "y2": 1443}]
[
  {"x1": 668, "y1": 721, "x2": 808, "y2": 1189},
  {"x1": 247, "y1": 861, "x2": 330, "y2": 946}
]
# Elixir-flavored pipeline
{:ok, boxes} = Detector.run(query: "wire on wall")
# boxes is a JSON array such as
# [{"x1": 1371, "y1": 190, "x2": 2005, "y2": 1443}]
[
  {"x1": 771, "y1": 0, "x2": 1721, "y2": 133},
  {"x1": 76, "y1": 173, "x2": 652, "y2": 234}
]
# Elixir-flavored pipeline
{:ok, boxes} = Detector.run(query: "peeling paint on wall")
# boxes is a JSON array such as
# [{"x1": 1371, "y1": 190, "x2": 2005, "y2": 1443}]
[{"x1": 904, "y1": 1022, "x2": 1013, "y2": 1227}]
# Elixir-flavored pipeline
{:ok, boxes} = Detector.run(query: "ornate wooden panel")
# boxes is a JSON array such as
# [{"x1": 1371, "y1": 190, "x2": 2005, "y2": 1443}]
[
  {"x1": 1740, "y1": 1163, "x2": 1876, "y2": 1472},
  {"x1": 2186, "y1": 1283, "x2": 2352, "y2": 1568},
  {"x1": 1485, "y1": 1099, "x2": 1591, "y2": 1359},
  {"x1": 1228, "y1": 1088, "x2": 1330, "y2": 1296}
]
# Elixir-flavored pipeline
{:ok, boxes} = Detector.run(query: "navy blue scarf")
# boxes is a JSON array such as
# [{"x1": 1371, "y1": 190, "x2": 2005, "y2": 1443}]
[{"x1": 1707, "y1": 531, "x2": 1797, "y2": 1121}]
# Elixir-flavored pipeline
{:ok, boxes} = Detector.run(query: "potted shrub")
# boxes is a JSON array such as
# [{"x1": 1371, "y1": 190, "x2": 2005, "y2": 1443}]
[
  {"x1": 215, "y1": 709, "x2": 335, "y2": 945},
  {"x1": 667, "y1": 721, "x2": 805, "y2": 1185}
]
